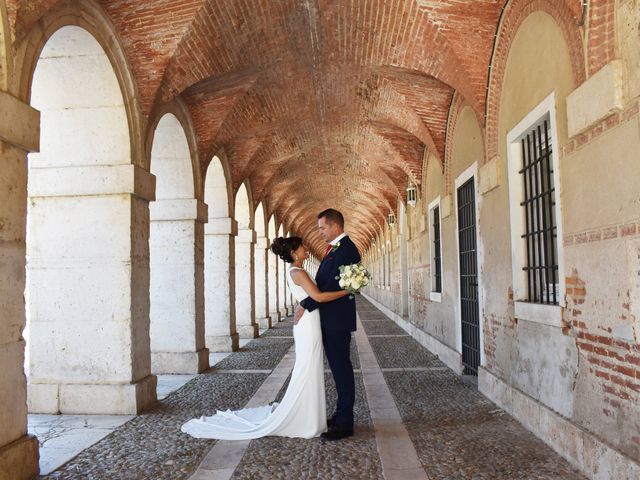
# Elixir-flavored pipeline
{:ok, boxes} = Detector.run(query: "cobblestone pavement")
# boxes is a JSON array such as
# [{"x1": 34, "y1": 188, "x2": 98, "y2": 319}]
[
  {"x1": 41, "y1": 323, "x2": 294, "y2": 480},
  {"x1": 42, "y1": 305, "x2": 588, "y2": 479},
  {"x1": 358, "y1": 299, "x2": 586, "y2": 480},
  {"x1": 232, "y1": 372, "x2": 383, "y2": 480}
]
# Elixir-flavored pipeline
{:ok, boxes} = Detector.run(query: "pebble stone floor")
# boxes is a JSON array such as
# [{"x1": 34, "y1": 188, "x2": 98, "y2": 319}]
[{"x1": 39, "y1": 302, "x2": 586, "y2": 480}]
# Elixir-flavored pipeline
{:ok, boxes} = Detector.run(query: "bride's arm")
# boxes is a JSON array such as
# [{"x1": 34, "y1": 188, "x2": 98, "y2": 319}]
[{"x1": 289, "y1": 270, "x2": 349, "y2": 303}]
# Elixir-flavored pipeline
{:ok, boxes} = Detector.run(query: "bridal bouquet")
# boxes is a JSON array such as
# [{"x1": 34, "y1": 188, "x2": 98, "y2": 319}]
[{"x1": 336, "y1": 263, "x2": 371, "y2": 299}]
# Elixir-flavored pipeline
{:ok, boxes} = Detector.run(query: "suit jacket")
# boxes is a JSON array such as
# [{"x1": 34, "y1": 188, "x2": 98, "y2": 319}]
[{"x1": 300, "y1": 235, "x2": 361, "y2": 332}]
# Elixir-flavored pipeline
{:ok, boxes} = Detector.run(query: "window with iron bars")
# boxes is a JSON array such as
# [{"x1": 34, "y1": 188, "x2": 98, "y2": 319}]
[
  {"x1": 431, "y1": 205, "x2": 442, "y2": 293},
  {"x1": 519, "y1": 115, "x2": 559, "y2": 305}
]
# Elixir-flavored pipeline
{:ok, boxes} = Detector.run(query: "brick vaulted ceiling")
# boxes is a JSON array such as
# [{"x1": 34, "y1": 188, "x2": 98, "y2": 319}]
[{"x1": 7, "y1": 0, "x2": 582, "y2": 255}]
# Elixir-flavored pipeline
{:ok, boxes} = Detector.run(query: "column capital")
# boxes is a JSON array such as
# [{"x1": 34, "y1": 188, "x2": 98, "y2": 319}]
[
  {"x1": 150, "y1": 198, "x2": 208, "y2": 222},
  {"x1": 0, "y1": 90, "x2": 40, "y2": 152},
  {"x1": 205, "y1": 217, "x2": 238, "y2": 236},
  {"x1": 255, "y1": 236, "x2": 270, "y2": 249},
  {"x1": 237, "y1": 229, "x2": 257, "y2": 244},
  {"x1": 28, "y1": 164, "x2": 156, "y2": 201}
]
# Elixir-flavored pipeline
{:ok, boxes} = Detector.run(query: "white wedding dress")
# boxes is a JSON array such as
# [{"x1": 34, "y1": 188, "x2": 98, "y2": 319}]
[{"x1": 181, "y1": 266, "x2": 327, "y2": 439}]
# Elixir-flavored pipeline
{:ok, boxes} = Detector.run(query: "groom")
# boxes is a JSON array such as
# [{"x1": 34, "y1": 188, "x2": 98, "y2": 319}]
[{"x1": 295, "y1": 208, "x2": 361, "y2": 441}]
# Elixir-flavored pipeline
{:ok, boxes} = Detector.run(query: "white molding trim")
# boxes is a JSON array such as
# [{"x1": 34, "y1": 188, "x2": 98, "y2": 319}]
[
  {"x1": 428, "y1": 196, "x2": 443, "y2": 302},
  {"x1": 506, "y1": 92, "x2": 566, "y2": 311},
  {"x1": 453, "y1": 162, "x2": 485, "y2": 367},
  {"x1": 363, "y1": 293, "x2": 462, "y2": 374},
  {"x1": 480, "y1": 367, "x2": 640, "y2": 479}
]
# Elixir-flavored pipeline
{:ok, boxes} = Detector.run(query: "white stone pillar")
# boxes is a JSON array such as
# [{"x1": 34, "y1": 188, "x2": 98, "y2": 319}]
[
  {"x1": 254, "y1": 236, "x2": 271, "y2": 329},
  {"x1": 279, "y1": 258, "x2": 289, "y2": 317},
  {"x1": 235, "y1": 229, "x2": 259, "y2": 338},
  {"x1": 0, "y1": 90, "x2": 40, "y2": 480},
  {"x1": 268, "y1": 247, "x2": 281, "y2": 323},
  {"x1": 204, "y1": 217, "x2": 239, "y2": 352},
  {"x1": 26, "y1": 163, "x2": 158, "y2": 415},
  {"x1": 150, "y1": 199, "x2": 209, "y2": 374}
]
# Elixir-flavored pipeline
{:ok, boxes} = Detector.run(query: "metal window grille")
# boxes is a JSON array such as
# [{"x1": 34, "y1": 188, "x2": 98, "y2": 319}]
[
  {"x1": 432, "y1": 206, "x2": 442, "y2": 293},
  {"x1": 519, "y1": 118, "x2": 558, "y2": 305}
]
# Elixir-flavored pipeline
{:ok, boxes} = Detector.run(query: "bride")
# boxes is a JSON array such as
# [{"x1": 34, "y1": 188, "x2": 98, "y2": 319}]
[{"x1": 181, "y1": 236, "x2": 349, "y2": 439}]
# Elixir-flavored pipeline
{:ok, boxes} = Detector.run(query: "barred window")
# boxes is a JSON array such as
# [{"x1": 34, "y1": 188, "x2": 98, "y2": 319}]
[
  {"x1": 431, "y1": 205, "x2": 442, "y2": 293},
  {"x1": 519, "y1": 116, "x2": 558, "y2": 305}
]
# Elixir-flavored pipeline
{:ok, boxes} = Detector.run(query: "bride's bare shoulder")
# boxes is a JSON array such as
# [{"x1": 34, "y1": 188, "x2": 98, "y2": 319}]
[{"x1": 289, "y1": 267, "x2": 309, "y2": 281}]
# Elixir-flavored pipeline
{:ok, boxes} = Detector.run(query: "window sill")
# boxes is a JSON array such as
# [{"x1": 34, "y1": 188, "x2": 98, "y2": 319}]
[
  {"x1": 514, "y1": 301, "x2": 564, "y2": 328},
  {"x1": 430, "y1": 292, "x2": 442, "y2": 303}
]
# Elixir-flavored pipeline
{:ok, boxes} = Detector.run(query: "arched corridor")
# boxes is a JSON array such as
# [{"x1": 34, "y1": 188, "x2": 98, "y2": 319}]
[{"x1": 0, "y1": 1, "x2": 639, "y2": 479}]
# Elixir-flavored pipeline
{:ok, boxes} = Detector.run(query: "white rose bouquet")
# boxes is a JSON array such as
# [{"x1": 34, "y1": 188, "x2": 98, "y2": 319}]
[{"x1": 336, "y1": 263, "x2": 371, "y2": 299}]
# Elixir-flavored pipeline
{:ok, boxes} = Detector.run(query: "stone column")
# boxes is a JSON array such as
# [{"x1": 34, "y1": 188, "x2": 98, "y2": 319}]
[
  {"x1": 150, "y1": 199, "x2": 209, "y2": 373},
  {"x1": 0, "y1": 90, "x2": 40, "y2": 480},
  {"x1": 279, "y1": 258, "x2": 289, "y2": 317},
  {"x1": 235, "y1": 229, "x2": 259, "y2": 338},
  {"x1": 268, "y1": 246, "x2": 281, "y2": 323},
  {"x1": 254, "y1": 236, "x2": 271, "y2": 329},
  {"x1": 204, "y1": 217, "x2": 239, "y2": 352},
  {"x1": 26, "y1": 162, "x2": 158, "y2": 415}
]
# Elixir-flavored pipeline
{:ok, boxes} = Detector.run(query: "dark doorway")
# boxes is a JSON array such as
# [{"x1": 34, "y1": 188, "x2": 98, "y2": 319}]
[{"x1": 457, "y1": 177, "x2": 480, "y2": 376}]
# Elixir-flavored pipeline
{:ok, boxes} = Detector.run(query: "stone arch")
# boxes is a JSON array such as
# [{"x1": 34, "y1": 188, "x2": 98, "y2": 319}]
[
  {"x1": 234, "y1": 182, "x2": 258, "y2": 338},
  {"x1": 235, "y1": 181, "x2": 255, "y2": 231},
  {"x1": 277, "y1": 222, "x2": 290, "y2": 318},
  {"x1": 446, "y1": 104, "x2": 485, "y2": 196},
  {"x1": 205, "y1": 154, "x2": 233, "y2": 219},
  {"x1": 150, "y1": 113, "x2": 194, "y2": 199},
  {"x1": 443, "y1": 92, "x2": 467, "y2": 195},
  {"x1": 25, "y1": 24, "x2": 156, "y2": 415},
  {"x1": 254, "y1": 202, "x2": 268, "y2": 238},
  {"x1": 203, "y1": 154, "x2": 239, "y2": 352},
  {"x1": 146, "y1": 98, "x2": 203, "y2": 200},
  {"x1": 253, "y1": 202, "x2": 271, "y2": 329},
  {"x1": 485, "y1": 0, "x2": 586, "y2": 163},
  {"x1": 148, "y1": 112, "x2": 208, "y2": 374},
  {"x1": 13, "y1": 0, "x2": 145, "y2": 167},
  {"x1": 267, "y1": 215, "x2": 281, "y2": 323}
]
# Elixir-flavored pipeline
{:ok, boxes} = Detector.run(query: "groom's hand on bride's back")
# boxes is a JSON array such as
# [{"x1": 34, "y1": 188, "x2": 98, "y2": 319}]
[{"x1": 294, "y1": 303, "x2": 305, "y2": 325}]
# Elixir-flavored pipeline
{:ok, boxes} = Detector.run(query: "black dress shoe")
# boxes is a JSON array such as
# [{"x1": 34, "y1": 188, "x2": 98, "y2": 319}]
[{"x1": 321, "y1": 426, "x2": 354, "y2": 441}]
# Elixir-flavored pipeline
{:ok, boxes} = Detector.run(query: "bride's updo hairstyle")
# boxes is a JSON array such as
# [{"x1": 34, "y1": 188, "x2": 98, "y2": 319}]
[{"x1": 271, "y1": 236, "x2": 303, "y2": 263}]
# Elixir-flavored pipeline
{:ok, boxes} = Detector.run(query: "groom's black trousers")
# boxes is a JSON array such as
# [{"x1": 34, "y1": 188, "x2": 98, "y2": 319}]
[{"x1": 322, "y1": 328, "x2": 355, "y2": 430}]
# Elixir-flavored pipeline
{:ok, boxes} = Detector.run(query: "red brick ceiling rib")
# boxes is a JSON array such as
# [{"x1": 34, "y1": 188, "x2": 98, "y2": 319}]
[{"x1": 14, "y1": 0, "x2": 591, "y2": 255}]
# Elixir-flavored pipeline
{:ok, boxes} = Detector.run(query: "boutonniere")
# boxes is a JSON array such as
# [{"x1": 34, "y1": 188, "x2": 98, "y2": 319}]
[{"x1": 330, "y1": 242, "x2": 341, "y2": 254}]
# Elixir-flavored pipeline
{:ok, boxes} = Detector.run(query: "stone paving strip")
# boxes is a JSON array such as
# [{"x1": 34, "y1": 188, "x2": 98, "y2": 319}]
[
  {"x1": 358, "y1": 299, "x2": 586, "y2": 480},
  {"x1": 41, "y1": 329, "x2": 295, "y2": 480},
  {"x1": 354, "y1": 315, "x2": 429, "y2": 480},
  {"x1": 231, "y1": 373, "x2": 383, "y2": 479},
  {"x1": 188, "y1": 346, "x2": 297, "y2": 480}
]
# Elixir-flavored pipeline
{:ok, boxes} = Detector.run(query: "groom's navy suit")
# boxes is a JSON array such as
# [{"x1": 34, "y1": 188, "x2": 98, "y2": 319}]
[{"x1": 300, "y1": 235, "x2": 361, "y2": 431}]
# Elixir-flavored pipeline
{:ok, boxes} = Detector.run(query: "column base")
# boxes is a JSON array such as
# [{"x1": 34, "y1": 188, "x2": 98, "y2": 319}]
[
  {"x1": 206, "y1": 333, "x2": 239, "y2": 352},
  {"x1": 257, "y1": 316, "x2": 271, "y2": 329},
  {"x1": 151, "y1": 348, "x2": 210, "y2": 374},
  {"x1": 28, "y1": 374, "x2": 157, "y2": 415},
  {"x1": 237, "y1": 324, "x2": 259, "y2": 339},
  {"x1": 279, "y1": 308, "x2": 289, "y2": 318},
  {"x1": 0, "y1": 434, "x2": 39, "y2": 480},
  {"x1": 270, "y1": 311, "x2": 282, "y2": 323}
]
